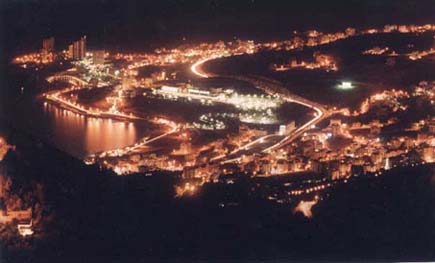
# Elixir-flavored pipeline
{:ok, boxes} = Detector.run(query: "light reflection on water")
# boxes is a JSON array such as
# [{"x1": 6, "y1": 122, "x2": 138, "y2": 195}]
[{"x1": 35, "y1": 103, "x2": 143, "y2": 158}]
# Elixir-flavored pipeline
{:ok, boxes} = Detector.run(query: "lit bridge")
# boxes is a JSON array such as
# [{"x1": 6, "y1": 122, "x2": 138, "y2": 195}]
[{"x1": 46, "y1": 74, "x2": 88, "y2": 87}]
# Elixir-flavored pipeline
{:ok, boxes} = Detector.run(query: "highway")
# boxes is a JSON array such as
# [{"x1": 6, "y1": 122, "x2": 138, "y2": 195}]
[
  {"x1": 190, "y1": 57, "x2": 330, "y2": 162},
  {"x1": 236, "y1": 76, "x2": 330, "y2": 153}
]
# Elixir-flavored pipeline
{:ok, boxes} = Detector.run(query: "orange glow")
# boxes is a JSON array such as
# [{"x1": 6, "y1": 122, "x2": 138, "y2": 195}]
[
  {"x1": 13, "y1": 52, "x2": 55, "y2": 66},
  {"x1": 175, "y1": 182, "x2": 198, "y2": 197},
  {"x1": 293, "y1": 196, "x2": 319, "y2": 218}
]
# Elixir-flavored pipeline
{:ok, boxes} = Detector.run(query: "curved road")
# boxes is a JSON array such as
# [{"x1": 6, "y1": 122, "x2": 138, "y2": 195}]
[
  {"x1": 190, "y1": 56, "x2": 330, "y2": 162},
  {"x1": 43, "y1": 76, "x2": 180, "y2": 164}
]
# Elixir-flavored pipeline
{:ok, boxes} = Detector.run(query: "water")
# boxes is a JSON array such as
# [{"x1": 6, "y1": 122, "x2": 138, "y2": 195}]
[
  {"x1": 7, "y1": 97, "x2": 149, "y2": 159},
  {"x1": 1, "y1": 64, "x2": 308, "y2": 160}
]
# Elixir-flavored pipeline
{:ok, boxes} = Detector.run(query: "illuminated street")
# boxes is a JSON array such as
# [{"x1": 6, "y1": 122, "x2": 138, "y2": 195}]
[
  {"x1": 11, "y1": 21, "x2": 432, "y2": 189},
  {"x1": 1, "y1": 1, "x2": 434, "y2": 261}
]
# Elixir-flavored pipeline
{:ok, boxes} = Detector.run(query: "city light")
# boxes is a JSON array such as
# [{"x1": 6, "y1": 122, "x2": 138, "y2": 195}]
[
  {"x1": 293, "y1": 196, "x2": 319, "y2": 218},
  {"x1": 12, "y1": 22, "x2": 434, "y2": 187},
  {"x1": 337, "y1": 81, "x2": 353, "y2": 90},
  {"x1": 4, "y1": 0, "x2": 435, "y2": 257}
]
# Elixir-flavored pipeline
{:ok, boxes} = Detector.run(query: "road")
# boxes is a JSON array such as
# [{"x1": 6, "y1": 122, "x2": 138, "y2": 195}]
[
  {"x1": 44, "y1": 76, "x2": 179, "y2": 162},
  {"x1": 45, "y1": 91, "x2": 143, "y2": 121},
  {"x1": 236, "y1": 76, "x2": 330, "y2": 153},
  {"x1": 96, "y1": 124, "x2": 179, "y2": 158},
  {"x1": 190, "y1": 57, "x2": 330, "y2": 162},
  {"x1": 190, "y1": 57, "x2": 219, "y2": 78}
]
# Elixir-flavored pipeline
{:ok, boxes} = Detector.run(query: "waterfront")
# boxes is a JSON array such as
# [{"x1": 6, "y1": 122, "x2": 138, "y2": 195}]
[
  {"x1": 2, "y1": 76, "x2": 311, "y2": 160},
  {"x1": 4, "y1": 95, "x2": 149, "y2": 158},
  {"x1": 0, "y1": 0, "x2": 434, "y2": 260}
]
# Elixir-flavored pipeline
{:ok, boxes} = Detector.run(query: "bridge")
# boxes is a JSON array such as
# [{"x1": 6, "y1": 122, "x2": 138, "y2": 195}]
[{"x1": 46, "y1": 74, "x2": 88, "y2": 87}]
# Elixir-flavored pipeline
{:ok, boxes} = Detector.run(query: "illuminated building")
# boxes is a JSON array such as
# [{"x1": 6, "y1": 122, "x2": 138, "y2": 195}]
[
  {"x1": 421, "y1": 146, "x2": 434, "y2": 163},
  {"x1": 278, "y1": 125, "x2": 286, "y2": 135},
  {"x1": 274, "y1": 52, "x2": 338, "y2": 72},
  {"x1": 68, "y1": 44, "x2": 74, "y2": 59},
  {"x1": 384, "y1": 157, "x2": 391, "y2": 170},
  {"x1": 0, "y1": 208, "x2": 32, "y2": 224},
  {"x1": 80, "y1": 36, "x2": 86, "y2": 57},
  {"x1": 32, "y1": 23, "x2": 435, "y2": 181},
  {"x1": 18, "y1": 220, "x2": 34, "y2": 237},
  {"x1": 42, "y1": 37, "x2": 55, "y2": 52},
  {"x1": 68, "y1": 36, "x2": 87, "y2": 60},
  {"x1": 278, "y1": 121, "x2": 296, "y2": 135}
]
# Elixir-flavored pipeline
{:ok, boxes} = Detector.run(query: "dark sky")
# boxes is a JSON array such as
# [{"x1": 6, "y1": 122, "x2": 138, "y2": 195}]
[{"x1": 1, "y1": 0, "x2": 434, "y2": 55}]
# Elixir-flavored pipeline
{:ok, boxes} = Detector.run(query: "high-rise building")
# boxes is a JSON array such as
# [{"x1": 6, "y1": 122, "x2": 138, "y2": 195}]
[
  {"x1": 68, "y1": 36, "x2": 87, "y2": 60},
  {"x1": 278, "y1": 121, "x2": 295, "y2": 136},
  {"x1": 42, "y1": 37, "x2": 55, "y2": 52},
  {"x1": 68, "y1": 44, "x2": 74, "y2": 59},
  {"x1": 79, "y1": 36, "x2": 86, "y2": 58}
]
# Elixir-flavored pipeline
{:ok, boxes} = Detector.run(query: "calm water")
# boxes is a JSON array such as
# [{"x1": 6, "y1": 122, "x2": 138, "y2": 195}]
[
  {"x1": 0, "y1": 64, "x2": 154, "y2": 159},
  {"x1": 7, "y1": 97, "x2": 149, "y2": 158}
]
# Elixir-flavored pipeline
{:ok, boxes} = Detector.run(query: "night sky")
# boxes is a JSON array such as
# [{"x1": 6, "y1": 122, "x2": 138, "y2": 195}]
[{"x1": 1, "y1": 0, "x2": 434, "y2": 56}]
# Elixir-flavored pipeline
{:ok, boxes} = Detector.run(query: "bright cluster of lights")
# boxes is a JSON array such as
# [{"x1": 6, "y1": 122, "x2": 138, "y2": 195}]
[
  {"x1": 363, "y1": 46, "x2": 391, "y2": 55},
  {"x1": 337, "y1": 81, "x2": 354, "y2": 90},
  {"x1": 408, "y1": 48, "x2": 435, "y2": 61},
  {"x1": 17, "y1": 220, "x2": 34, "y2": 237},
  {"x1": 363, "y1": 46, "x2": 435, "y2": 61},
  {"x1": 274, "y1": 53, "x2": 338, "y2": 72},
  {"x1": 239, "y1": 110, "x2": 278, "y2": 125},
  {"x1": 115, "y1": 40, "x2": 257, "y2": 70},
  {"x1": 356, "y1": 88, "x2": 410, "y2": 115},
  {"x1": 227, "y1": 93, "x2": 282, "y2": 110},
  {"x1": 44, "y1": 75, "x2": 141, "y2": 122},
  {"x1": 153, "y1": 85, "x2": 283, "y2": 126},
  {"x1": 175, "y1": 182, "x2": 199, "y2": 197},
  {"x1": 13, "y1": 52, "x2": 55, "y2": 67},
  {"x1": 192, "y1": 114, "x2": 226, "y2": 130},
  {"x1": 154, "y1": 86, "x2": 282, "y2": 111},
  {"x1": 153, "y1": 84, "x2": 283, "y2": 128},
  {"x1": 293, "y1": 196, "x2": 319, "y2": 218},
  {"x1": 262, "y1": 24, "x2": 435, "y2": 54},
  {"x1": 30, "y1": 22, "x2": 435, "y2": 179},
  {"x1": 289, "y1": 183, "x2": 333, "y2": 196}
]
